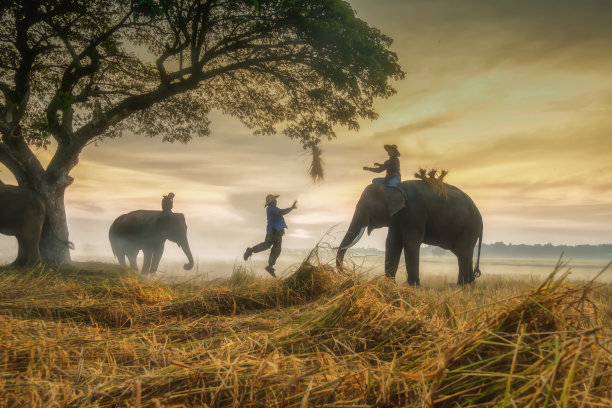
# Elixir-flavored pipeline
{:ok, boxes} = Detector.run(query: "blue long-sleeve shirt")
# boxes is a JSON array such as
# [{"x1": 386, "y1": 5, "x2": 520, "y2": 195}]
[{"x1": 266, "y1": 205, "x2": 291, "y2": 234}]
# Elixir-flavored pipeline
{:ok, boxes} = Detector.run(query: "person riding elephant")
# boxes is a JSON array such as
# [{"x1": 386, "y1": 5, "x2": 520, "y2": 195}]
[
  {"x1": 0, "y1": 183, "x2": 74, "y2": 266},
  {"x1": 363, "y1": 144, "x2": 401, "y2": 187},
  {"x1": 337, "y1": 180, "x2": 482, "y2": 286},
  {"x1": 161, "y1": 192, "x2": 175, "y2": 214},
  {"x1": 109, "y1": 210, "x2": 194, "y2": 274}
]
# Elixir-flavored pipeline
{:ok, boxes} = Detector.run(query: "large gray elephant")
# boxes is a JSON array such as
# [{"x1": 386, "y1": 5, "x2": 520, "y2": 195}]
[
  {"x1": 0, "y1": 183, "x2": 73, "y2": 266},
  {"x1": 337, "y1": 181, "x2": 482, "y2": 285},
  {"x1": 109, "y1": 210, "x2": 194, "y2": 274}
]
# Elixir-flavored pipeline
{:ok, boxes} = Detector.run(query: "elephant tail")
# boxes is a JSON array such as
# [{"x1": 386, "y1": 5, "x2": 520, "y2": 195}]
[
  {"x1": 473, "y1": 227, "x2": 482, "y2": 278},
  {"x1": 43, "y1": 218, "x2": 75, "y2": 250}
]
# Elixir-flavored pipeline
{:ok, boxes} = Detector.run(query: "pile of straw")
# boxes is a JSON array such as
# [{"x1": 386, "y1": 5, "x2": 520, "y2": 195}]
[{"x1": 0, "y1": 261, "x2": 610, "y2": 407}]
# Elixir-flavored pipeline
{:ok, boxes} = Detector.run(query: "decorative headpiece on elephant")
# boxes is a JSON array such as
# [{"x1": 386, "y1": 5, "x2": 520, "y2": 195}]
[
  {"x1": 109, "y1": 210, "x2": 194, "y2": 274},
  {"x1": 0, "y1": 184, "x2": 74, "y2": 267},
  {"x1": 336, "y1": 180, "x2": 483, "y2": 286}
]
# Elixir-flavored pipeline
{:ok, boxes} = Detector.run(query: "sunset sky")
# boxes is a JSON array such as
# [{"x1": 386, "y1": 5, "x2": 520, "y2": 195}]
[{"x1": 2, "y1": 0, "x2": 612, "y2": 262}]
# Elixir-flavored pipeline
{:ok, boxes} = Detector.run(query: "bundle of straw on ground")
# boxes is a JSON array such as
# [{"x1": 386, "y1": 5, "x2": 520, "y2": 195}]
[{"x1": 0, "y1": 260, "x2": 610, "y2": 407}]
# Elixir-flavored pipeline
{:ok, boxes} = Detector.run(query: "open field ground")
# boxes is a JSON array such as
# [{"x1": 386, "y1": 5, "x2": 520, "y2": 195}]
[{"x1": 0, "y1": 254, "x2": 611, "y2": 407}]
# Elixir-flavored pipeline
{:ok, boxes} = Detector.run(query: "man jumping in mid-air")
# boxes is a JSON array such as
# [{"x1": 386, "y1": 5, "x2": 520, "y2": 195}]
[{"x1": 243, "y1": 194, "x2": 297, "y2": 277}]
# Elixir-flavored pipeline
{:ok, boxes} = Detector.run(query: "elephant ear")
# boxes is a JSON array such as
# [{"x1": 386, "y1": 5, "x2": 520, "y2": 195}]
[{"x1": 384, "y1": 187, "x2": 405, "y2": 216}]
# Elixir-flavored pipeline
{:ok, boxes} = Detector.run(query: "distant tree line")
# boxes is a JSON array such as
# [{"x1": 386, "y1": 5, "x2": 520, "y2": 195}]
[
  {"x1": 424, "y1": 242, "x2": 612, "y2": 260},
  {"x1": 350, "y1": 243, "x2": 612, "y2": 260}
]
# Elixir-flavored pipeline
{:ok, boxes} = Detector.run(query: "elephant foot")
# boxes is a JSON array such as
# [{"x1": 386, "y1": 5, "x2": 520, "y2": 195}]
[
  {"x1": 407, "y1": 280, "x2": 420, "y2": 287},
  {"x1": 457, "y1": 277, "x2": 476, "y2": 286}
]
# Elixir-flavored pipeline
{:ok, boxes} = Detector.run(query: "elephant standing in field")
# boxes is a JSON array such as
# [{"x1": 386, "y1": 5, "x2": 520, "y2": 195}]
[
  {"x1": 337, "y1": 181, "x2": 482, "y2": 285},
  {"x1": 0, "y1": 184, "x2": 73, "y2": 266},
  {"x1": 109, "y1": 210, "x2": 194, "y2": 274}
]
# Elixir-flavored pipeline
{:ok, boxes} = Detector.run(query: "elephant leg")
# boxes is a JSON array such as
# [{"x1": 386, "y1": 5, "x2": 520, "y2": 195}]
[
  {"x1": 12, "y1": 236, "x2": 27, "y2": 267},
  {"x1": 453, "y1": 237, "x2": 477, "y2": 285},
  {"x1": 384, "y1": 226, "x2": 403, "y2": 279},
  {"x1": 141, "y1": 249, "x2": 153, "y2": 274},
  {"x1": 456, "y1": 252, "x2": 474, "y2": 285},
  {"x1": 116, "y1": 251, "x2": 126, "y2": 267},
  {"x1": 24, "y1": 240, "x2": 41, "y2": 267},
  {"x1": 126, "y1": 250, "x2": 138, "y2": 270},
  {"x1": 15, "y1": 237, "x2": 41, "y2": 268},
  {"x1": 13, "y1": 216, "x2": 43, "y2": 267},
  {"x1": 150, "y1": 243, "x2": 165, "y2": 273},
  {"x1": 403, "y1": 243, "x2": 421, "y2": 286}
]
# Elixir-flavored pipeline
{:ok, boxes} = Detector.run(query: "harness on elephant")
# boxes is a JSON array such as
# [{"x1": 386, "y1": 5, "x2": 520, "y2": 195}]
[{"x1": 384, "y1": 187, "x2": 406, "y2": 217}]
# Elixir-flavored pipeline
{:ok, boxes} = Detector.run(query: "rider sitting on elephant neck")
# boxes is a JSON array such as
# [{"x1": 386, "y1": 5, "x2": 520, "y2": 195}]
[
  {"x1": 162, "y1": 192, "x2": 175, "y2": 214},
  {"x1": 363, "y1": 144, "x2": 401, "y2": 187}
]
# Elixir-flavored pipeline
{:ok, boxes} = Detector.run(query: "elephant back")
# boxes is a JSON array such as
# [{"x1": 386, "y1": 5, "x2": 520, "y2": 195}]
[
  {"x1": 109, "y1": 210, "x2": 186, "y2": 236},
  {"x1": 399, "y1": 180, "x2": 466, "y2": 201},
  {"x1": 400, "y1": 180, "x2": 481, "y2": 225},
  {"x1": 110, "y1": 210, "x2": 160, "y2": 236},
  {"x1": 0, "y1": 184, "x2": 46, "y2": 226}
]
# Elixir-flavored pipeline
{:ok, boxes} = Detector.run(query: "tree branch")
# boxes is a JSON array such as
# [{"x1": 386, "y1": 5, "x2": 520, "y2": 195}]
[
  {"x1": 0, "y1": 130, "x2": 45, "y2": 185},
  {"x1": 0, "y1": 142, "x2": 29, "y2": 186},
  {"x1": 44, "y1": 8, "x2": 135, "y2": 146}
]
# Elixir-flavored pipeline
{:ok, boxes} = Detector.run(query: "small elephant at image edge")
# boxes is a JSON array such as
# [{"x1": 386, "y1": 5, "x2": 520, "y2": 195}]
[{"x1": 0, "y1": 183, "x2": 74, "y2": 266}]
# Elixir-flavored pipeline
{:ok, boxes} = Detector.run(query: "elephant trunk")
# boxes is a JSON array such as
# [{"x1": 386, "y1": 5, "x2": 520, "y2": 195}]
[
  {"x1": 336, "y1": 226, "x2": 366, "y2": 270},
  {"x1": 179, "y1": 237, "x2": 194, "y2": 270}
]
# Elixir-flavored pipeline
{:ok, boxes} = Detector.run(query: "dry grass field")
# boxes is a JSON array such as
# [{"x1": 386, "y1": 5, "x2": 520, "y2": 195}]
[{"x1": 0, "y1": 252, "x2": 610, "y2": 407}]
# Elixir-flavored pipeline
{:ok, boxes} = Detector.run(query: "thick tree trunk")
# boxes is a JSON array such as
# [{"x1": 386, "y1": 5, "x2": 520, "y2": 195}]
[{"x1": 37, "y1": 185, "x2": 72, "y2": 264}]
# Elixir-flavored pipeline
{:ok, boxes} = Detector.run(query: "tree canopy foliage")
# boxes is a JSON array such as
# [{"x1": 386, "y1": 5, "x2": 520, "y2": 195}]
[{"x1": 1, "y1": 0, "x2": 403, "y2": 187}]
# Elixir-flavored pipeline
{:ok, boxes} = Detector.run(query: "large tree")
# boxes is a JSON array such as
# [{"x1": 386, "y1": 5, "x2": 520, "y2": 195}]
[{"x1": 0, "y1": 0, "x2": 404, "y2": 263}]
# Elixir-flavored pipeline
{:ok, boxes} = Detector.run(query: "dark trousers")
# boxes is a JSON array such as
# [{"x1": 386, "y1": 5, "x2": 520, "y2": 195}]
[{"x1": 251, "y1": 230, "x2": 283, "y2": 267}]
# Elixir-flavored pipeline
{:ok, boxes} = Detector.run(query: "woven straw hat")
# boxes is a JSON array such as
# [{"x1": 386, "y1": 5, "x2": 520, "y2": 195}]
[
  {"x1": 384, "y1": 144, "x2": 400, "y2": 157},
  {"x1": 265, "y1": 194, "x2": 280, "y2": 207}
]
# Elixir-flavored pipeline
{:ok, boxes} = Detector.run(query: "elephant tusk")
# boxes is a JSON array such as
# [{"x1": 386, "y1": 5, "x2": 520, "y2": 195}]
[{"x1": 340, "y1": 227, "x2": 366, "y2": 250}]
